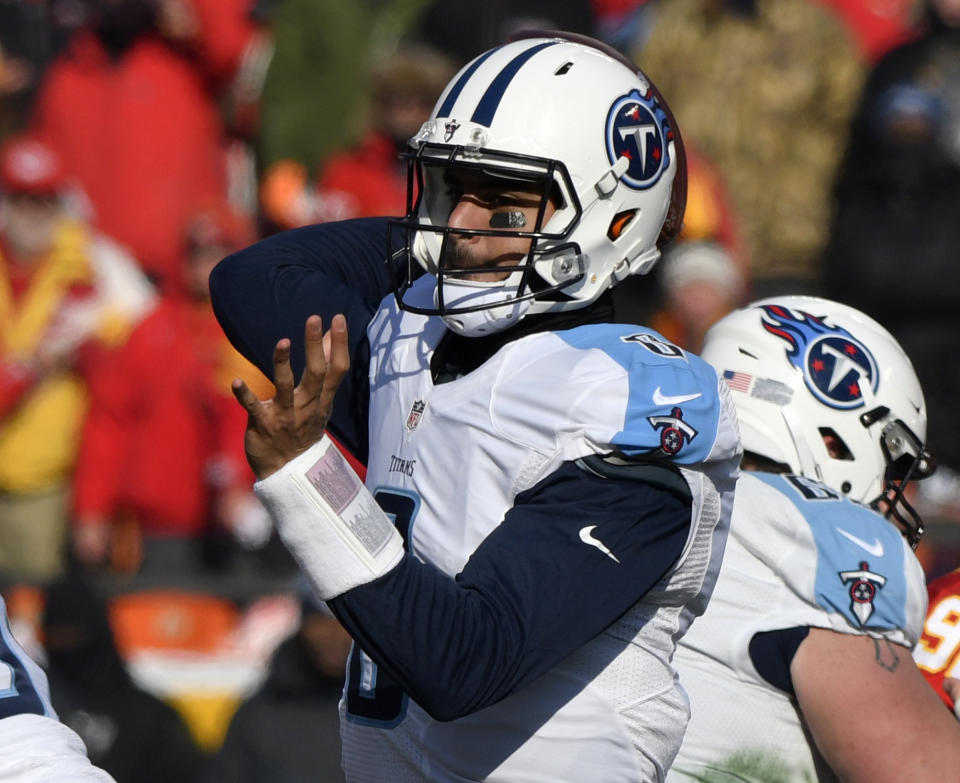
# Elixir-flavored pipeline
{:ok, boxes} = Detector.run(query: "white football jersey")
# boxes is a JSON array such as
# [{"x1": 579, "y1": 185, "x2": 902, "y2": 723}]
[
  {"x1": 338, "y1": 277, "x2": 742, "y2": 782},
  {"x1": 0, "y1": 715, "x2": 118, "y2": 782},
  {"x1": 668, "y1": 471, "x2": 927, "y2": 782},
  {"x1": 0, "y1": 596, "x2": 117, "y2": 781}
]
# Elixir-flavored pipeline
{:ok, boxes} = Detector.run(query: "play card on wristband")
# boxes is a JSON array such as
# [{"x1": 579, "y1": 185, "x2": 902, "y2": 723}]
[{"x1": 254, "y1": 435, "x2": 404, "y2": 598}]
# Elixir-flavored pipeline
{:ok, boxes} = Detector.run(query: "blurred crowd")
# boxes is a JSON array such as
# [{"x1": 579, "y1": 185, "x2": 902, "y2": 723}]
[{"x1": 0, "y1": 0, "x2": 959, "y2": 779}]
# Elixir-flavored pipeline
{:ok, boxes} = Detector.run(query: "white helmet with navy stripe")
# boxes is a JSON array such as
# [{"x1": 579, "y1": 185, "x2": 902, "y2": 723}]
[
  {"x1": 701, "y1": 295, "x2": 935, "y2": 547},
  {"x1": 387, "y1": 30, "x2": 687, "y2": 336}
]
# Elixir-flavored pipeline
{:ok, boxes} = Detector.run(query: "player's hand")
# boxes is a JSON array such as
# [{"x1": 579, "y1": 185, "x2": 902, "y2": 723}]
[{"x1": 232, "y1": 314, "x2": 349, "y2": 479}]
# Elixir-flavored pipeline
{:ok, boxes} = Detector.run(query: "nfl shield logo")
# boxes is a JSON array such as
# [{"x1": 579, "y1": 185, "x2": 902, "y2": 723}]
[{"x1": 406, "y1": 399, "x2": 426, "y2": 431}]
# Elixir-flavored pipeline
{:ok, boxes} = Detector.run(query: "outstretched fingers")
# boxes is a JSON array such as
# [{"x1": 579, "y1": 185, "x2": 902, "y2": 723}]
[
  {"x1": 300, "y1": 313, "x2": 350, "y2": 408},
  {"x1": 273, "y1": 337, "x2": 295, "y2": 409},
  {"x1": 231, "y1": 378, "x2": 261, "y2": 418},
  {"x1": 228, "y1": 316, "x2": 350, "y2": 479},
  {"x1": 299, "y1": 315, "x2": 327, "y2": 402},
  {"x1": 323, "y1": 314, "x2": 350, "y2": 398}
]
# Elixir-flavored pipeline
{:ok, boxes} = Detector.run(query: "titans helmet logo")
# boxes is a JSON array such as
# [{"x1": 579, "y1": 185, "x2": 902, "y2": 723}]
[
  {"x1": 605, "y1": 89, "x2": 673, "y2": 190},
  {"x1": 759, "y1": 304, "x2": 879, "y2": 410}
]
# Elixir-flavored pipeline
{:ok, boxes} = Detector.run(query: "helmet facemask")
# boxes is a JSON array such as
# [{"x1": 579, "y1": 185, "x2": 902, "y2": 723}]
[
  {"x1": 871, "y1": 414, "x2": 935, "y2": 548},
  {"x1": 388, "y1": 142, "x2": 584, "y2": 335}
]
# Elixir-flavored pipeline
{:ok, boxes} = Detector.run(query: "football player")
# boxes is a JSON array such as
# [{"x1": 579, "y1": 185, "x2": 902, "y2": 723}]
[
  {"x1": 915, "y1": 566, "x2": 960, "y2": 720},
  {"x1": 0, "y1": 594, "x2": 117, "y2": 781},
  {"x1": 668, "y1": 296, "x2": 960, "y2": 781},
  {"x1": 212, "y1": 32, "x2": 742, "y2": 782}
]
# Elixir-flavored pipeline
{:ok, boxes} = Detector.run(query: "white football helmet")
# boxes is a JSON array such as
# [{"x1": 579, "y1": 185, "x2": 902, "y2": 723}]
[
  {"x1": 701, "y1": 296, "x2": 934, "y2": 547},
  {"x1": 387, "y1": 31, "x2": 686, "y2": 336}
]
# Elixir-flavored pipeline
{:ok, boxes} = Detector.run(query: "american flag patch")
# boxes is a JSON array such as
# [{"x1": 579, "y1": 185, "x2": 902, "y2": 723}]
[{"x1": 723, "y1": 370, "x2": 753, "y2": 392}]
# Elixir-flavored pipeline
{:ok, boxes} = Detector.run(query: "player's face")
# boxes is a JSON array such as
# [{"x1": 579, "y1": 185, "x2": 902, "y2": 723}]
[{"x1": 441, "y1": 170, "x2": 555, "y2": 282}]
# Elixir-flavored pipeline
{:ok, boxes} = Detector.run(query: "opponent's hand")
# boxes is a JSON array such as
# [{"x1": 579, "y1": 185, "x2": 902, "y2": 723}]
[{"x1": 232, "y1": 314, "x2": 349, "y2": 479}]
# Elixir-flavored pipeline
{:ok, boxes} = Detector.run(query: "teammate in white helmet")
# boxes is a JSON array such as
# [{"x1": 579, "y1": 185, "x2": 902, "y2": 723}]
[
  {"x1": 212, "y1": 31, "x2": 741, "y2": 782},
  {"x1": 668, "y1": 296, "x2": 960, "y2": 782}
]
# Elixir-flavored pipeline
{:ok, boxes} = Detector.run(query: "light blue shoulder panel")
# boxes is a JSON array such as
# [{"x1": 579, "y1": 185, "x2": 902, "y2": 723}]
[
  {"x1": 556, "y1": 324, "x2": 723, "y2": 464},
  {"x1": 752, "y1": 472, "x2": 910, "y2": 633}
]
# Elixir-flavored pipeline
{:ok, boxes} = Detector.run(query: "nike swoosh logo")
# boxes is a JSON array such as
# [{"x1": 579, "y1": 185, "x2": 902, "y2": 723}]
[
  {"x1": 578, "y1": 526, "x2": 620, "y2": 563},
  {"x1": 837, "y1": 528, "x2": 884, "y2": 558},
  {"x1": 653, "y1": 386, "x2": 702, "y2": 406}
]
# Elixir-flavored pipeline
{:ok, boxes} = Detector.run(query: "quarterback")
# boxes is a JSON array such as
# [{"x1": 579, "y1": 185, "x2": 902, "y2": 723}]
[
  {"x1": 668, "y1": 297, "x2": 960, "y2": 782},
  {"x1": 213, "y1": 33, "x2": 741, "y2": 782}
]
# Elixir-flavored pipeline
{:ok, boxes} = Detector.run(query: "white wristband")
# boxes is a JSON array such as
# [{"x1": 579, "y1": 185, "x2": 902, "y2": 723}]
[{"x1": 254, "y1": 435, "x2": 404, "y2": 599}]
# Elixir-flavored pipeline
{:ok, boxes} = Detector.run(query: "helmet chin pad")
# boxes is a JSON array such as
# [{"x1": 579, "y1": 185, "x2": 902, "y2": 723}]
[{"x1": 437, "y1": 281, "x2": 533, "y2": 336}]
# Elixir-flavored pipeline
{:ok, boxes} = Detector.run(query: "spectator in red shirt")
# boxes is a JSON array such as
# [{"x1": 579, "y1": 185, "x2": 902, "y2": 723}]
[
  {"x1": 29, "y1": 0, "x2": 270, "y2": 295},
  {"x1": 70, "y1": 203, "x2": 273, "y2": 576}
]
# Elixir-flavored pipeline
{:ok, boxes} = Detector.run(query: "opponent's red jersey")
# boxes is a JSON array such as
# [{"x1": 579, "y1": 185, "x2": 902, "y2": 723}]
[{"x1": 915, "y1": 568, "x2": 960, "y2": 711}]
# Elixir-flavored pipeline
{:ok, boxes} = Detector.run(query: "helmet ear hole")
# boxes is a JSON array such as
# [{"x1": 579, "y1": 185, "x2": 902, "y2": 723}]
[
  {"x1": 608, "y1": 210, "x2": 637, "y2": 240},
  {"x1": 819, "y1": 427, "x2": 854, "y2": 461}
]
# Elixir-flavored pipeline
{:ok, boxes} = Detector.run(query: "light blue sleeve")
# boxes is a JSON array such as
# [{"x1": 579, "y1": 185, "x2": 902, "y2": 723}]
[
  {"x1": 556, "y1": 324, "x2": 724, "y2": 464},
  {"x1": 751, "y1": 472, "x2": 911, "y2": 633}
]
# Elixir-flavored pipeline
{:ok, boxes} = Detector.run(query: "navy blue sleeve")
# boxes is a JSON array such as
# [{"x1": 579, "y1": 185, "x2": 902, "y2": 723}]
[
  {"x1": 329, "y1": 460, "x2": 691, "y2": 722},
  {"x1": 209, "y1": 217, "x2": 402, "y2": 461},
  {"x1": 748, "y1": 626, "x2": 811, "y2": 695},
  {"x1": 0, "y1": 605, "x2": 50, "y2": 719}
]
